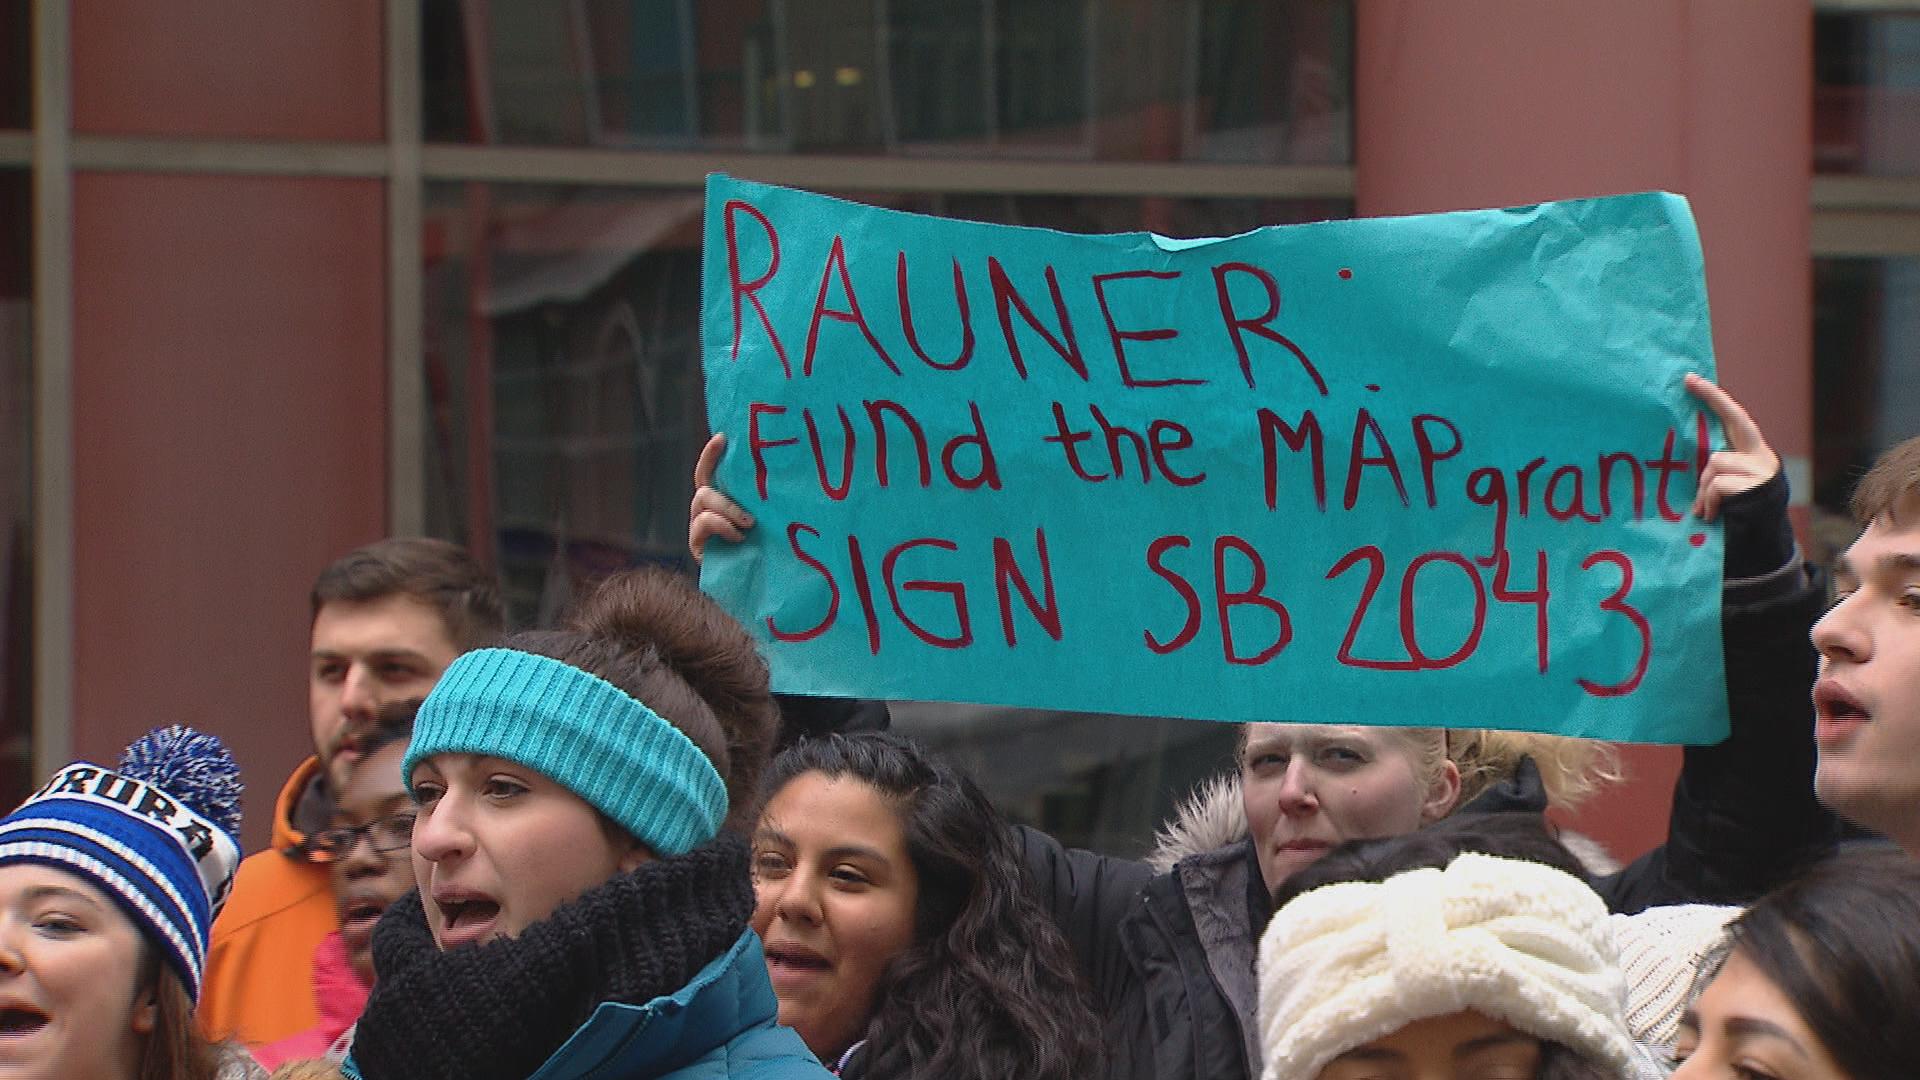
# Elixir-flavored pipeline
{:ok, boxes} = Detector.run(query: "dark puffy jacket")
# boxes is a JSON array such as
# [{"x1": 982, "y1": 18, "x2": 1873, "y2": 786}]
[{"x1": 1017, "y1": 474, "x2": 1839, "y2": 1080}]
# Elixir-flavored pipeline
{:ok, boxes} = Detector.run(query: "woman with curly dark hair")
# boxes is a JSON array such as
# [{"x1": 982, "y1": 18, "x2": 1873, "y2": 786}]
[{"x1": 750, "y1": 732, "x2": 1103, "y2": 1080}]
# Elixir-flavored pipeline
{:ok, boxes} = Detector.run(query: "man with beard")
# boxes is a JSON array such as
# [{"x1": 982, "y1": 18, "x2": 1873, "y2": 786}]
[{"x1": 199, "y1": 538, "x2": 502, "y2": 1049}]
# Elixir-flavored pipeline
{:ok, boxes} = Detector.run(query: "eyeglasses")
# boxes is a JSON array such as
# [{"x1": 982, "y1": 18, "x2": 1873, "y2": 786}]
[{"x1": 306, "y1": 811, "x2": 416, "y2": 863}]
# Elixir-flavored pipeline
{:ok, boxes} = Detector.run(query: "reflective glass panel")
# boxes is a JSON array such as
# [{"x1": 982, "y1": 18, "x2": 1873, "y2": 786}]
[
  {"x1": 893, "y1": 702, "x2": 1242, "y2": 856},
  {"x1": 1812, "y1": 256, "x2": 1920, "y2": 549},
  {"x1": 1, "y1": 0, "x2": 25, "y2": 129},
  {"x1": 0, "y1": 171, "x2": 29, "y2": 807},
  {"x1": 421, "y1": 181, "x2": 1349, "y2": 849},
  {"x1": 421, "y1": 0, "x2": 1352, "y2": 164},
  {"x1": 421, "y1": 184, "x2": 709, "y2": 619},
  {"x1": 1815, "y1": 10, "x2": 1920, "y2": 176}
]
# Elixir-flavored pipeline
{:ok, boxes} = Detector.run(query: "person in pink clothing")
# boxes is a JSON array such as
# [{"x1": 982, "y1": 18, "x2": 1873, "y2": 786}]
[{"x1": 256, "y1": 706, "x2": 418, "y2": 1071}]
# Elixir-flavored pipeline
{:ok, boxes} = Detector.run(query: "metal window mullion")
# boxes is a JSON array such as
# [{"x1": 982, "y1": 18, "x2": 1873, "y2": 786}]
[
  {"x1": 1812, "y1": 174, "x2": 1920, "y2": 213},
  {"x1": 568, "y1": 0, "x2": 604, "y2": 144},
  {"x1": 981, "y1": 0, "x2": 997, "y2": 145},
  {"x1": 30, "y1": 0, "x2": 74, "y2": 776},
  {"x1": 874, "y1": 0, "x2": 897, "y2": 148},
  {"x1": 1812, "y1": 208, "x2": 1920, "y2": 256},
  {"x1": 677, "y1": 0, "x2": 699, "y2": 140},
  {"x1": 1813, "y1": 0, "x2": 1920, "y2": 12},
  {"x1": 389, "y1": 0, "x2": 426, "y2": 536},
  {"x1": 416, "y1": 142, "x2": 1355, "y2": 198},
  {"x1": 67, "y1": 136, "x2": 389, "y2": 176}
]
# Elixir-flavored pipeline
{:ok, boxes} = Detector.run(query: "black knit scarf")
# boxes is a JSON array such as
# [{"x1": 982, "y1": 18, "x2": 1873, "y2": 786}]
[{"x1": 349, "y1": 832, "x2": 756, "y2": 1080}]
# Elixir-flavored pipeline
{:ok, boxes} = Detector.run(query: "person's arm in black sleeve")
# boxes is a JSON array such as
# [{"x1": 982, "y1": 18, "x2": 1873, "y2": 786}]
[
  {"x1": 1012, "y1": 823, "x2": 1156, "y2": 1011},
  {"x1": 1603, "y1": 476, "x2": 1838, "y2": 911},
  {"x1": 1600, "y1": 377, "x2": 1840, "y2": 912},
  {"x1": 772, "y1": 694, "x2": 890, "y2": 751}
]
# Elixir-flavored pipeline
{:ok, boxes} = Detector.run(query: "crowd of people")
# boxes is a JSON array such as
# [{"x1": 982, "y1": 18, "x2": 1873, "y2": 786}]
[{"x1": 3, "y1": 375, "x2": 1916, "y2": 1079}]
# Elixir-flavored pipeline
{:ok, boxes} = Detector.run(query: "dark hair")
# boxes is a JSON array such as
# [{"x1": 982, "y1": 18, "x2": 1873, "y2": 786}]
[
  {"x1": 310, "y1": 538, "x2": 505, "y2": 651},
  {"x1": 761, "y1": 733, "x2": 1103, "y2": 1080},
  {"x1": 1537, "y1": 1041, "x2": 1616, "y2": 1080},
  {"x1": 1714, "y1": 849, "x2": 1920, "y2": 1080},
  {"x1": 1851, "y1": 434, "x2": 1920, "y2": 524},
  {"x1": 1270, "y1": 811, "x2": 1590, "y2": 914},
  {"x1": 563, "y1": 568, "x2": 777, "y2": 832}
]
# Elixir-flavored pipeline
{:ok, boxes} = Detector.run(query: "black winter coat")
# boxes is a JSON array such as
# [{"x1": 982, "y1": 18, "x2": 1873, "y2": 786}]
[{"x1": 1016, "y1": 472, "x2": 1839, "y2": 1080}]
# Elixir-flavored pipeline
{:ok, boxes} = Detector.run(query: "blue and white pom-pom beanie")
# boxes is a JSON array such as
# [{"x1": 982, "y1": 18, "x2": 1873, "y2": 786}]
[{"x1": 0, "y1": 726, "x2": 243, "y2": 1000}]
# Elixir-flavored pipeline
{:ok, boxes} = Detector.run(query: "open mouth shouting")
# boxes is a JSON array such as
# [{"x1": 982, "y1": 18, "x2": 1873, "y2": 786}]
[
  {"x1": 337, "y1": 890, "x2": 393, "y2": 954},
  {"x1": 431, "y1": 888, "x2": 503, "y2": 949},
  {"x1": 1813, "y1": 680, "x2": 1871, "y2": 746},
  {"x1": 0, "y1": 1002, "x2": 48, "y2": 1040},
  {"x1": 761, "y1": 939, "x2": 834, "y2": 992},
  {"x1": 0, "y1": 999, "x2": 52, "y2": 1065}
]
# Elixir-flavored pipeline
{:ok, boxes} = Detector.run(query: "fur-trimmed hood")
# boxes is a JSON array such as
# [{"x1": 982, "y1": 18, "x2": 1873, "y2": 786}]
[
  {"x1": 1146, "y1": 766, "x2": 1622, "y2": 878},
  {"x1": 1148, "y1": 772, "x2": 1248, "y2": 874}
]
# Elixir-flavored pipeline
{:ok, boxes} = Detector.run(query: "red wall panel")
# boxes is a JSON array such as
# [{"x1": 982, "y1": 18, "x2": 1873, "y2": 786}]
[
  {"x1": 1355, "y1": 1, "x2": 1813, "y2": 861},
  {"x1": 72, "y1": 1, "x2": 383, "y2": 140},
  {"x1": 71, "y1": 173, "x2": 387, "y2": 852}
]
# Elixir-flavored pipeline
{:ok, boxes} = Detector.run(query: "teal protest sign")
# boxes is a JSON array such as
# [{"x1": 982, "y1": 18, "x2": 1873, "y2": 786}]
[{"x1": 700, "y1": 175, "x2": 1727, "y2": 744}]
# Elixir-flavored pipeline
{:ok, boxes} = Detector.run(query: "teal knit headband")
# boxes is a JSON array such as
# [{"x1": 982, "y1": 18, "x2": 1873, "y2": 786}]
[{"x1": 405, "y1": 648, "x2": 729, "y2": 857}]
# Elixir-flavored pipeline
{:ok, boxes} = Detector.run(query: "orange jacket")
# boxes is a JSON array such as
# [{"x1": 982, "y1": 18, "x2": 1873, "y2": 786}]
[{"x1": 199, "y1": 756, "x2": 338, "y2": 1048}]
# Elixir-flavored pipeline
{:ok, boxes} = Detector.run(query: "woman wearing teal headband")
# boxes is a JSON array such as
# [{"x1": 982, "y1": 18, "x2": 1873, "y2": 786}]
[{"x1": 335, "y1": 568, "x2": 831, "y2": 1080}]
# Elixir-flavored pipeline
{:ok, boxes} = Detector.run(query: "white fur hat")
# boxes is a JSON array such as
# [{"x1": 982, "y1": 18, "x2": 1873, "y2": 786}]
[{"x1": 1257, "y1": 853, "x2": 1645, "y2": 1080}]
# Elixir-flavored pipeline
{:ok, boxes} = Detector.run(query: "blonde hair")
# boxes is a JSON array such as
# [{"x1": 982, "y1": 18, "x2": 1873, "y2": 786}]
[
  {"x1": 1235, "y1": 725, "x2": 1624, "y2": 815},
  {"x1": 1396, "y1": 727, "x2": 1450, "y2": 790},
  {"x1": 1236, "y1": 724, "x2": 1454, "y2": 811},
  {"x1": 1448, "y1": 730, "x2": 1624, "y2": 812}
]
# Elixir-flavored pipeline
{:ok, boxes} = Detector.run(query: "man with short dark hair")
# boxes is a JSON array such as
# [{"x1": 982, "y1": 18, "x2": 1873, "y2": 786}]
[
  {"x1": 1810, "y1": 436, "x2": 1920, "y2": 857},
  {"x1": 199, "y1": 538, "x2": 503, "y2": 1048}
]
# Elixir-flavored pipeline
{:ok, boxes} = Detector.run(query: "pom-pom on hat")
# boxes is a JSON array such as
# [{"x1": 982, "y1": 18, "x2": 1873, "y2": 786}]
[
  {"x1": 0, "y1": 726, "x2": 243, "y2": 1000},
  {"x1": 406, "y1": 648, "x2": 728, "y2": 856},
  {"x1": 1257, "y1": 853, "x2": 1656, "y2": 1080}
]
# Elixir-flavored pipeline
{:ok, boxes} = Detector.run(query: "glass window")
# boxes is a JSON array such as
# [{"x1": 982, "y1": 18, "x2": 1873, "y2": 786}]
[
  {"x1": 893, "y1": 703, "x2": 1241, "y2": 856},
  {"x1": 421, "y1": 0, "x2": 1352, "y2": 164},
  {"x1": 0, "y1": 171, "x2": 30, "y2": 807},
  {"x1": 421, "y1": 184, "x2": 709, "y2": 618},
  {"x1": 1, "y1": 0, "x2": 26, "y2": 130},
  {"x1": 421, "y1": 181, "x2": 1349, "y2": 848},
  {"x1": 1812, "y1": 256, "x2": 1920, "y2": 550},
  {"x1": 1815, "y1": 9, "x2": 1920, "y2": 176}
]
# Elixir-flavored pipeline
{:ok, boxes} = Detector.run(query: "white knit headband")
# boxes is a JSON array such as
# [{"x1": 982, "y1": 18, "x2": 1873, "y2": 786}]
[{"x1": 1257, "y1": 853, "x2": 1647, "y2": 1080}]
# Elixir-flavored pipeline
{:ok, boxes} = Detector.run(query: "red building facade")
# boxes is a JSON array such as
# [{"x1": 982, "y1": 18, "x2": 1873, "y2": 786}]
[{"x1": 5, "y1": 1, "x2": 1916, "y2": 857}]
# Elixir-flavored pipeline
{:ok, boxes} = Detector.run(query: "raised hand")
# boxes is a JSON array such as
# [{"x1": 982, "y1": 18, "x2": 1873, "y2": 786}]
[
  {"x1": 688, "y1": 433, "x2": 756, "y2": 565},
  {"x1": 1686, "y1": 373, "x2": 1781, "y2": 523}
]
